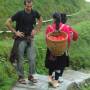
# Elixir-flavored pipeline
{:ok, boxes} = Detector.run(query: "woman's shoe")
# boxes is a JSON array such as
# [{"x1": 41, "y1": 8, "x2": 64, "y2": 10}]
[
  {"x1": 52, "y1": 80, "x2": 59, "y2": 88},
  {"x1": 48, "y1": 75, "x2": 53, "y2": 83},
  {"x1": 48, "y1": 75, "x2": 54, "y2": 86},
  {"x1": 59, "y1": 77, "x2": 64, "y2": 83}
]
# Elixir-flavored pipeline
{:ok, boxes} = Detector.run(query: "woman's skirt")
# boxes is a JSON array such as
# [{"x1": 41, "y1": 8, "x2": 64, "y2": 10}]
[{"x1": 45, "y1": 48, "x2": 69, "y2": 70}]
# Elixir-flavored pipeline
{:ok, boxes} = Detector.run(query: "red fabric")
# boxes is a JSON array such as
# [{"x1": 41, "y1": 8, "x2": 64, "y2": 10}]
[
  {"x1": 45, "y1": 22, "x2": 78, "y2": 48},
  {"x1": 70, "y1": 28, "x2": 78, "y2": 41}
]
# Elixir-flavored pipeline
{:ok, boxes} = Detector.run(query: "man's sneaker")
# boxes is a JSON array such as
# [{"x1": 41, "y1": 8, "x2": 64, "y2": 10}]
[
  {"x1": 18, "y1": 76, "x2": 26, "y2": 84},
  {"x1": 28, "y1": 75, "x2": 37, "y2": 83}
]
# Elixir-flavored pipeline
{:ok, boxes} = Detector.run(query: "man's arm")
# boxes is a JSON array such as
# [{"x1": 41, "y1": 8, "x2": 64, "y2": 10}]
[
  {"x1": 5, "y1": 18, "x2": 24, "y2": 37},
  {"x1": 31, "y1": 16, "x2": 42, "y2": 36},
  {"x1": 36, "y1": 16, "x2": 43, "y2": 32},
  {"x1": 5, "y1": 18, "x2": 17, "y2": 34}
]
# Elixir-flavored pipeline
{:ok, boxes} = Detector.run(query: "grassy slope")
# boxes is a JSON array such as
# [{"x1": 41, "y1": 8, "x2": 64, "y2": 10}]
[
  {"x1": 0, "y1": 0, "x2": 85, "y2": 31},
  {"x1": 66, "y1": 4, "x2": 90, "y2": 70},
  {"x1": 0, "y1": 39, "x2": 17, "y2": 90},
  {"x1": 69, "y1": 21, "x2": 90, "y2": 70}
]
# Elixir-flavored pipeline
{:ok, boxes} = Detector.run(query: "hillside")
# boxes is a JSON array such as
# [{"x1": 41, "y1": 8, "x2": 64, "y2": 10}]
[{"x1": 0, "y1": 0, "x2": 85, "y2": 31}]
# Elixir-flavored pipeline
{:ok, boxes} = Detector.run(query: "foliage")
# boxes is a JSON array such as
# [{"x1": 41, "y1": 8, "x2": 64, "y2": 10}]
[
  {"x1": 0, "y1": 56, "x2": 17, "y2": 90},
  {"x1": 0, "y1": 38, "x2": 17, "y2": 90},
  {"x1": 0, "y1": 0, "x2": 85, "y2": 31},
  {"x1": 67, "y1": 8, "x2": 90, "y2": 25},
  {"x1": 0, "y1": 22, "x2": 90, "y2": 89},
  {"x1": 34, "y1": 30, "x2": 48, "y2": 74},
  {"x1": 80, "y1": 86, "x2": 90, "y2": 90},
  {"x1": 69, "y1": 21, "x2": 90, "y2": 70}
]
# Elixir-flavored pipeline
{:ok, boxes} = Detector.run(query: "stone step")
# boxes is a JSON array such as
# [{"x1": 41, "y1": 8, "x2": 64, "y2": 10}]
[{"x1": 12, "y1": 70, "x2": 90, "y2": 90}]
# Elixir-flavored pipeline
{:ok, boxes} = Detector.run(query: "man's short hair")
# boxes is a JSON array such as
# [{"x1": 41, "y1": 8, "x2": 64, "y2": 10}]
[{"x1": 24, "y1": 0, "x2": 32, "y2": 5}]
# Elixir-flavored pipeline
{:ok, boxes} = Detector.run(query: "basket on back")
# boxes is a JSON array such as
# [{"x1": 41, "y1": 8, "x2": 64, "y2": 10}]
[{"x1": 46, "y1": 31, "x2": 68, "y2": 56}]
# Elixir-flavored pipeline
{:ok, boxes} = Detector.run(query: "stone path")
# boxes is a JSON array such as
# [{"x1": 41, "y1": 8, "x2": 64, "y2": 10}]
[{"x1": 12, "y1": 70, "x2": 90, "y2": 90}]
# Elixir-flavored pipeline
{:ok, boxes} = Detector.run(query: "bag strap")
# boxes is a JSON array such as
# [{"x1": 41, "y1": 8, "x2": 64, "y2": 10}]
[
  {"x1": 60, "y1": 24, "x2": 69, "y2": 52},
  {"x1": 49, "y1": 24, "x2": 65, "y2": 31},
  {"x1": 59, "y1": 24, "x2": 65, "y2": 30}
]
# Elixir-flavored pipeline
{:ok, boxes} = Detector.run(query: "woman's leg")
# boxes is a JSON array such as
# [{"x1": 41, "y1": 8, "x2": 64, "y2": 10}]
[
  {"x1": 49, "y1": 69, "x2": 54, "y2": 75},
  {"x1": 55, "y1": 71, "x2": 60, "y2": 80},
  {"x1": 48, "y1": 69, "x2": 54, "y2": 82},
  {"x1": 55, "y1": 67, "x2": 65, "y2": 79},
  {"x1": 51, "y1": 70, "x2": 60, "y2": 88},
  {"x1": 59, "y1": 67, "x2": 65, "y2": 77}
]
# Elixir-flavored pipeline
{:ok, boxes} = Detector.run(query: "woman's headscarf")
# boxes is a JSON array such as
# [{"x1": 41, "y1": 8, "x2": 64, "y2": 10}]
[
  {"x1": 53, "y1": 12, "x2": 67, "y2": 30},
  {"x1": 53, "y1": 12, "x2": 61, "y2": 30}
]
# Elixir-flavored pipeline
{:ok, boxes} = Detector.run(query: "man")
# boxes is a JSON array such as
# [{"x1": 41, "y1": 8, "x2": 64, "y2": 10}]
[{"x1": 5, "y1": 0, "x2": 42, "y2": 84}]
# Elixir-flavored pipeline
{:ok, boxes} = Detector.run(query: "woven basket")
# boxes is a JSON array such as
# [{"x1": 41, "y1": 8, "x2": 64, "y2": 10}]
[{"x1": 46, "y1": 31, "x2": 68, "y2": 56}]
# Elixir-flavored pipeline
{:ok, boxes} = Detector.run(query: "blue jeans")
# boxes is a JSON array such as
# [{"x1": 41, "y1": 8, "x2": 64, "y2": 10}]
[{"x1": 15, "y1": 39, "x2": 36, "y2": 78}]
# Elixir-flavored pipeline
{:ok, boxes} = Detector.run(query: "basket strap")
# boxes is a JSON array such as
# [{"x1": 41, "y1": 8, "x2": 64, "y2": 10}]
[
  {"x1": 49, "y1": 24, "x2": 65, "y2": 32},
  {"x1": 59, "y1": 24, "x2": 65, "y2": 30},
  {"x1": 60, "y1": 24, "x2": 69, "y2": 51}
]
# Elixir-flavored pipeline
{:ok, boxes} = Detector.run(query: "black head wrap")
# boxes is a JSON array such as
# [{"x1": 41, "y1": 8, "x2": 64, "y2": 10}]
[
  {"x1": 53, "y1": 12, "x2": 61, "y2": 30},
  {"x1": 53, "y1": 12, "x2": 67, "y2": 30}
]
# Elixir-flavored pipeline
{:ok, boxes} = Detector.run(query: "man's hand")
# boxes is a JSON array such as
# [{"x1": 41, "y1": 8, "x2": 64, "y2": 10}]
[
  {"x1": 31, "y1": 29, "x2": 36, "y2": 37},
  {"x1": 5, "y1": 18, "x2": 25, "y2": 38},
  {"x1": 31, "y1": 16, "x2": 42, "y2": 37},
  {"x1": 15, "y1": 31, "x2": 24, "y2": 37}
]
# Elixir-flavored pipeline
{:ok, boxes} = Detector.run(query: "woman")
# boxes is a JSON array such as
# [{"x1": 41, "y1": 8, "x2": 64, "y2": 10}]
[{"x1": 45, "y1": 12, "x2": 78, "y2": 88}]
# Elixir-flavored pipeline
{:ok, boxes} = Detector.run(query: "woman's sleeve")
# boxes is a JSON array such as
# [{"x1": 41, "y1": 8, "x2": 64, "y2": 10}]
[{"x1": 69, "y1": 26, "x2": 78, "y2": 41}]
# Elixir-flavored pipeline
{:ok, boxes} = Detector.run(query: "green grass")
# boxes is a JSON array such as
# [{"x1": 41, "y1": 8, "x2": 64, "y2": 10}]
[
  {"x1": 69, "y1": 21, "x2": 90, "y2": 70},
  {"x1": 0, "y1": 21, "x2": 90, "y2": 89},
  {"x1": 0, "y1": 0, "x2": 85, "y2": 31},
  {"x1": 0, "y1": 58, "x2": 17, "y2": 90},
  {"x1": 81, "y1": 86, "x2": 90, "y2": 90},
  {"x1": 0, "y1": 21, "x2": 90, "y2": 90}
]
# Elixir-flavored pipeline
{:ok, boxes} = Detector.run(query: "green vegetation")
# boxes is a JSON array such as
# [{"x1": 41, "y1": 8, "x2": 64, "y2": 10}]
[
  {"x1": 0, "y1": 39, "x2": 17, "y2": 90},
  {"x1": 70, "y1": 21, "x2": 90, "y2": 70},
  {"x1": 0, "y1": 0, "x2": 90, "y2": 90},
  {"x1": 81, "y1": 86, "x2": 90, "y2": 90},
  {"x1": 0, "y1": 56, "x2": 17, "y2": 90},
  {"x1": 0, "y1": 0, "x2": 85, "y2": 31}
]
